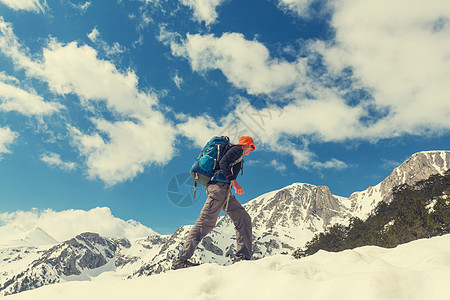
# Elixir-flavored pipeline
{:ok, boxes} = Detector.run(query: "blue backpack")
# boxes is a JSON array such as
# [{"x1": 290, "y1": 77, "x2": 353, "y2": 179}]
[
  {"x1": 190, "y1": 136, "x2": 231, "y2": 188},
  {"x1": 191, "y1": 136, "x2": 248, "y2": 198}
]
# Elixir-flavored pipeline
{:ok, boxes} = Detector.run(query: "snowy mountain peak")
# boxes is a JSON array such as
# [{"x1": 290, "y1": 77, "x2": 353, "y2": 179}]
[
  {"x1": 0, "y1": 232, "x2": 127, "y2": 296},
  {"x1": 244, "y1": 182, "x2": 347, "y2": 230},
  {"x1": 399, "y1": 150, "x2": 449, "y2": 177},
  {"x1": 386, "y1": 150, "x2": 449, "y2": 188},
  {"x1": 21, "y1": 227, "x2": 58, "y2": 247},
  {"x1": 0, "y1": 226, "x2": 57, "y2": 248},
  {"x1": 193, "y1": 180, "x2": 353, "y2": 263},
  {"x1": 349, "y1": 150, "x2": 450, "y2": 218}
]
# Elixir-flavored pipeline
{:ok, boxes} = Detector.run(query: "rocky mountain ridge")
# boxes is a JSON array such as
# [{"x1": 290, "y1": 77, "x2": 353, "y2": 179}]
[
  {"x1": 1, "y1": 150, "x2": 449, "y2": 296},
  {"x1": 349, "y1": 151, "x2": 450, "y2": 218},
  {"x1": 0, "y1": 233, "x2": 126, "y2": 295}
]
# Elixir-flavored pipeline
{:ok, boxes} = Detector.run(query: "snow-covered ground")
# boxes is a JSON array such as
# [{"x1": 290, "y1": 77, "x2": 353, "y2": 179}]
[{"x1": 6, "y1": 234, "x2": 450, "y2": 300}]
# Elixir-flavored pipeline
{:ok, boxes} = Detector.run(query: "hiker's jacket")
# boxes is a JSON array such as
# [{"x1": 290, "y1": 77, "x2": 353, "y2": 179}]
[{"x1": 210, "y1": 145, "x2": 243, "y2": 184}]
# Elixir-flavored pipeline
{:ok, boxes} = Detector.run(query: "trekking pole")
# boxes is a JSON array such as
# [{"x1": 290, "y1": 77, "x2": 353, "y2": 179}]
[
  {"x1": 193, "y1": 181, "x2": 197, "y2": 199},
  {"x1": 224, "y1": 183, "x2": 232, "y2": 211}
]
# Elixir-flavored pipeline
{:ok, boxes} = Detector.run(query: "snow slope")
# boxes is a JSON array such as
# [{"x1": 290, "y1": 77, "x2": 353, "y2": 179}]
[
  {"x1": 0, "y1": 227, "x2": 57, "y2": 248},
  {"x1": 6, "y1": 234, "x2": 450, "y2": 300}
]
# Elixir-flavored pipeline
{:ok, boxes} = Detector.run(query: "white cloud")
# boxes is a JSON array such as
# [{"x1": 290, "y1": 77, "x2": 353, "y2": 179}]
[
  {"x1": 87, "y1": 27, "x2": 100, "y2": 42},
  {"x1": 312, "y1": 158, "x2": 348, "y2": 170},
  {"x1": 180, "y1": 0, "x2": 226, "y2": 25},
  {"x1": 177, "y1": 99, "x2": 354, "y2": 170},
  {"x1": 173, "y1": 73, "x2": 183, "y2": 89},
  {"x1": 277, "y1": 0, "x2": 316, "y2": 18},
  {"x1": 131, "y1": 5, "x2": 155, "y2": 47},
  {"x1": 267, "y1": 140, "x2": 349, "y2": 171},
  {"x1": 176, "y1": 102, "x2": 351, "y2": 171},
  {"x1": 219, "y1": 95, "x2": 363, "y2": 145},
  {"x1": 165, "y1": 30, "x2": 365, "y2": 145},
  {"x1": 0, "y1": 127, "x2": 17, "y2": 159},
  {"x1": 170, "y1": 0, "x2": 450, "y2": 157},
  {"x1": 40, "y1": 152, "x2": 77, "y2": 171},
  {"x1": 270, "y1": 159, "x2": 287, "y2": 173},
  {"x1": 70, "y1": 114, "x2": 176, "y2": 186},
  {"x1": 245, "y1": 159, "x2": 260, "y2": 166},
  {"x1": 169, "y1": 32, "x2": 301, "y2": 95},
  {"x1": 0, "y1": 81, "x2": 62, "y2": 116},
  {"x1": 71, "y1": 1, "x2": 91, "y2": 13},
  {"x1": 176, "y1": 114, "x2": 222, "y2": 148},
  {"x1": 0, "y1": 0, "x2": 47, "y2": 13},
  {"x1": 0, "y1": 18, "x2": 152, "y2": 117},
  {"x1": 264, "y1": 139, "x2": 317, "y2": 170},
  {"x1": 380, "y1": 158, "x2": 401, "y2": 171},
  {"x1": 316, "y1": 0, "x2": 450, "y2": 138},
  {"x1": 0, "y1": 207, "x2": 157, "y2": 242},
  {"x1": 165, "y1": 30, "x2": 364, "y2": 169},
  {"x1": 41, "y1": 41, "x2": 146, "y2": 115},
  {"x1": 0, "y1": 17, "x2": 178, "y2": 186},
  {"x1": 87, "y1": 27, "x2": 126, "y2": 57},
  {"x1": 0, "y1": 71, "x2": 19, "y2": 83},
  {"x1": 0, "y1": 17, "x2": 43, "y2": 76}
]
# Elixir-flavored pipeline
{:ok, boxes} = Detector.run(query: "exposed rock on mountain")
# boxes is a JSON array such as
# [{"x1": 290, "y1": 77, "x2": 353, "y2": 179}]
[
  {"x1": 349, "y1": 151, "x2": 450, "y2": 218},
  {"x1": 0, "y1": 233, "x2": 127, "y2": 296}
]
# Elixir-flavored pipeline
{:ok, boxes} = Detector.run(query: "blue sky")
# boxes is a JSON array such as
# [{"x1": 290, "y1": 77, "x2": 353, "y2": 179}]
[{"x1": 0, "y1": 0, "x2": 449, "y2": 235}]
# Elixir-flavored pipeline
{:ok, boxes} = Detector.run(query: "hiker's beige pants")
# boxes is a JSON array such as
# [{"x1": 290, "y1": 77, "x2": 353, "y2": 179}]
[{"x1": 179, "y1": 182, "x2": 252, "y2": 260}]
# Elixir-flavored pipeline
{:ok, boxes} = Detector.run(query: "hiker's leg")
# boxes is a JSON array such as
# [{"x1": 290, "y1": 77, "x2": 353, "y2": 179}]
[
  {"x1": 179, "y1": 183, "x2": 230, "y2": 260},
  {"x1": 225, "y1": 195, "x2": 252, "y2": 259}
]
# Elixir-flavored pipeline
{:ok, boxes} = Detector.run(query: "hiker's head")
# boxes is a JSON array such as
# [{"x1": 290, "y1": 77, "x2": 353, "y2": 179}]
[{"x1": 238, "y1": 136, "x2": 255, "y2": 155}]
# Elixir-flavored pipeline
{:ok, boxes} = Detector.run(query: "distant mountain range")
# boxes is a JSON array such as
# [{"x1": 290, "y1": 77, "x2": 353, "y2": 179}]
[{"x1": 1, "y1": 150, "x2": 449, "y2": 296}]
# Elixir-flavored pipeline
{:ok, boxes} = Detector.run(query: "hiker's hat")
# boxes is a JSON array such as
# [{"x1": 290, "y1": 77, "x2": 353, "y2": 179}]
[{"x1": 238, "y1": 136, "x2": 255, "y2": 150}]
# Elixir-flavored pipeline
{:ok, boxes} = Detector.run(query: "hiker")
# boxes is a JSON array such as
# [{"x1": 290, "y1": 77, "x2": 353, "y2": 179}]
[{"x1": 172, "y1": 136, "x2": 256, "y2": 269}]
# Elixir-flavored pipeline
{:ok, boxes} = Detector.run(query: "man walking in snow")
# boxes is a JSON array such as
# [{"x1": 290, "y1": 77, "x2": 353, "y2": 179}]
[{"x1": 172, "y1": 136, "x2": 256, "y2": 269}]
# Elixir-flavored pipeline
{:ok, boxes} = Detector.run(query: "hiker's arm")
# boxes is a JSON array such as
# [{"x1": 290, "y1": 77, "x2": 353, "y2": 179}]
[
  {"x1": 219, "y1": 146, "x2": 243, "y2": 181},
  {"x1": 230, "y1": 179, "x2": 244, "y2": 195}
]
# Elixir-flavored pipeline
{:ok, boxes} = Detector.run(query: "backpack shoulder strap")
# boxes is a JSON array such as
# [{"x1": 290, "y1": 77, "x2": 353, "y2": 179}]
[
  {"x1": 231, "y1": 155, "x2": 243, "y2": 166},
  {"x1": 230, "y1": 154, "x2": 244, "y2": 176}
]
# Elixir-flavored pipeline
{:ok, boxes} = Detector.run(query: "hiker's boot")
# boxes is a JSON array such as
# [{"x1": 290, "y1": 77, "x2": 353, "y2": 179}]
[
  {"x1": 232, "y1": 255, "x2": 250, "y2": 264},
  {"x1": 172, "y1": 258, "x2": 200, "y2": 270}
]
